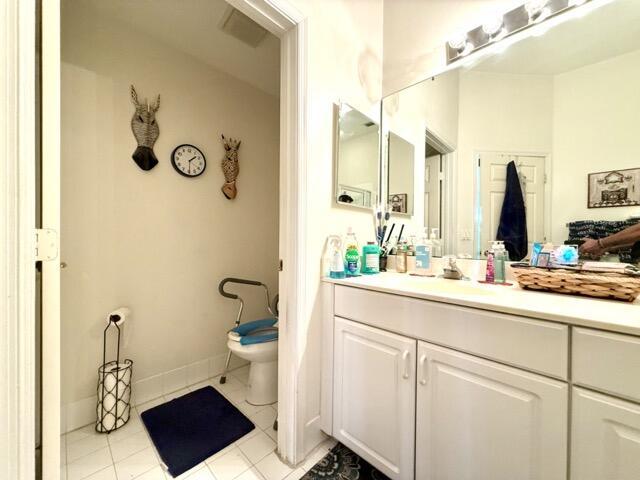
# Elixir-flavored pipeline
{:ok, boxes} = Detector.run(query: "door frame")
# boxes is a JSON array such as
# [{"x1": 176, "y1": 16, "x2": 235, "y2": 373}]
[
  {"x1": 5, "y1": 0, "x2": 309, "y2": 478},
  {"x1": 1, "y1": 1, "x2": 37, "y2": 479},
  {"x1": 473, "y1": 150, "x2": 552, "y2": 258},
  {"x1": 226, "y1": 0, "x2": 310, "y2": 465}
]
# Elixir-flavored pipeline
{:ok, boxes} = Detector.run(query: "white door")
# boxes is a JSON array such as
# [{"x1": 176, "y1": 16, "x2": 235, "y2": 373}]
[
  {"x1": 571, "y1": 387, "x2": 640, "y2": 480},
  {"x1": 424, "y1": 155, "x2": 440, "y2": 234},
  {"x1": 415, "y1": 341, "x2": 567, "y2": 480},
  {"x1": 478, "y1": 152, "x2": 546, "y2": 258},
  {"x1": 333, "y1": 318, "x2": 416, "y2": 480},
  {"x1": 41, "y1": 2, "x2": 62, "y2": 479}
]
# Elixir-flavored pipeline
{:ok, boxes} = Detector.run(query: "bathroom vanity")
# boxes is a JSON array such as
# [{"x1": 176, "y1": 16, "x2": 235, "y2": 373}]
[{"x1": 320, "y1": 274, "x2": 640, "y2": 480}]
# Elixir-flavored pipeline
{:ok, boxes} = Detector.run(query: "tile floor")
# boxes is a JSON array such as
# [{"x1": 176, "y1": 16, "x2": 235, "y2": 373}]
[{"x1": 60, "y1": 365, "x2": 337, "y2": 480}]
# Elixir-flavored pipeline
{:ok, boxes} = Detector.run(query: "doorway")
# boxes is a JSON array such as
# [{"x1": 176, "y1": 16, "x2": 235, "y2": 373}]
[
  {"x1": 476, "y1": 151, "x2": 549, "y2": 257},
  {"x1": 35, "y1": 1, "x2": 308, "y2": 478}
]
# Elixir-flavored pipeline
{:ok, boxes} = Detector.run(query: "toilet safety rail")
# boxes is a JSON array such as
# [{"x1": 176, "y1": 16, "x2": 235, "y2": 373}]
[{"x1": 218, "y1": 277, "x2": 278, "y2": 383}]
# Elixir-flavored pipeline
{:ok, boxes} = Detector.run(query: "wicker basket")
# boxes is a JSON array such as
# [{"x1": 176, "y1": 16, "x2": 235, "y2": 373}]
[{"x1": 511, "y1": 265, "x2": 640, "y2": 302}]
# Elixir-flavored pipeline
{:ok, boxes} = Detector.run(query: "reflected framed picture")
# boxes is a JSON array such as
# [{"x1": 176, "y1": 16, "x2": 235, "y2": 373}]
[
  {"x1": 389, "y1": 193, "x2": 408, "y2": 213},
  {"x1": 588, "y1": 168, "x2": 640, "y2": 208}
]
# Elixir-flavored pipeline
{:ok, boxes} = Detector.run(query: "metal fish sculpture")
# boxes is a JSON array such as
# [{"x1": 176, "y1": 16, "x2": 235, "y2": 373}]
[
  {"x1": 221, "y1": 134, "x2": 241, "y2": 199},
  {"x1": 130, "y1": 85, "x2": 160, "y2": 171}
]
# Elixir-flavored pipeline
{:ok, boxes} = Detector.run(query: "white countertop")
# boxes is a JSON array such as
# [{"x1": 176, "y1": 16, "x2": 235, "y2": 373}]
[{"x1": 324, "y1": 272, "x2": 640, "y2": 336}]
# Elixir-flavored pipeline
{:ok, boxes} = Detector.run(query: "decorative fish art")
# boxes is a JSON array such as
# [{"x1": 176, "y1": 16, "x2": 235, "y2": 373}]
[
  {"x1": 130, "y1": 85, "x2": 160, "y2": 171},
  {"x1": 221, "y1": 134, "x2": 241, "y2": 199}
]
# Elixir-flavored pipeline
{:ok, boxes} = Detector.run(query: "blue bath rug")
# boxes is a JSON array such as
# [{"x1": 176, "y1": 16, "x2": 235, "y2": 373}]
[{"x1": 140, "y1": 386, "x2": 254, "y2": 478}]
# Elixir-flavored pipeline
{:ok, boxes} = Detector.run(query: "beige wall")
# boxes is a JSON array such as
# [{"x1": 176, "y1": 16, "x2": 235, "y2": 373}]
[
  {"x1": 552, "y1": 49, "x2": 640, "y2": 242},
  {"x1": 61, "y1": 4, "x2": 279, "y2": 407}
]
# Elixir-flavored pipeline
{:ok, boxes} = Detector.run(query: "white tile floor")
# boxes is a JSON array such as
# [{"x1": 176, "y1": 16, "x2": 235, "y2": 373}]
[{"x1": 61, "y1": 366, "x2": 337, "y2": 480}]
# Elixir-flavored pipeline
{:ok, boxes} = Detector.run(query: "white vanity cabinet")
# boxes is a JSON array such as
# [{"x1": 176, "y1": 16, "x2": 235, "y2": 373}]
[
  {"x1": 333, "y1": 317, "x2": 416, "y2": 480},
  {"x1": 324, "y1": 281, "x2": 640, "y2": 480},
  {"x1": 571, "y1": 387, "x2": 640, "y2": 480},
  {"x1": 416, "y1": 342, "x2": 568, "y2": 480}
]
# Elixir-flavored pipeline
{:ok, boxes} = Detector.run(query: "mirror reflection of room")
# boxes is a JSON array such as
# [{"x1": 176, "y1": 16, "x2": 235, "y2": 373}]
[
  {"x1": 383, "y1": 0, "x2": 640, "y2": 264},
  {"x1": 335, "y1": 104, "x2": 380, "y2": 209}
]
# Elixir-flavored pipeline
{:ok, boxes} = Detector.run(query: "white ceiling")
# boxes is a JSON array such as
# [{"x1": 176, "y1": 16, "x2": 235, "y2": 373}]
[
  {"x1": 75, "y1": 0, "x2": 280, "y2": 96},
  {"x1": 473, "y1": 0, "x2": 640, "y2": 75}
]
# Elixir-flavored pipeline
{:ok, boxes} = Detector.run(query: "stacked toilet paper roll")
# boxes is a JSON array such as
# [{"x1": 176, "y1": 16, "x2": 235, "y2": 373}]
[{"x1": 96, "y1": 360, "x2": 133, "y2": 432}]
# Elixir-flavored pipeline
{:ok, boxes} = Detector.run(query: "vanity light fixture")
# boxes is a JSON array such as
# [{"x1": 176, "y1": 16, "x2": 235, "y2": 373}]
[{"x1": 446, "y1": 0, "x2": 600, "y2": 65}]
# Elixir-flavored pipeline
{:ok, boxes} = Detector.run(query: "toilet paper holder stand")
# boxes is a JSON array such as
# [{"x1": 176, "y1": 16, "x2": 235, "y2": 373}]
[{"x1": 96, "y1": 313, "x2": 134, "y2": 433}]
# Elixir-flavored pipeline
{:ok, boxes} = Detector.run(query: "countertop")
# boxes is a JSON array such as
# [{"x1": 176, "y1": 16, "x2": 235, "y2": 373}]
[{"x1": 324, "y1": 272, "x2": 640, "y2": 336}]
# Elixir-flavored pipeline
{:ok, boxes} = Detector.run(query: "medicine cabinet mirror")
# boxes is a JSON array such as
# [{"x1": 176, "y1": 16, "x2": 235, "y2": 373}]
[
  {"x1": 334, "y1": 103, "x2": 380, "y2": 209},
  {"x1": 382, "y1": 0, "x2": 640, "y2": 263}
]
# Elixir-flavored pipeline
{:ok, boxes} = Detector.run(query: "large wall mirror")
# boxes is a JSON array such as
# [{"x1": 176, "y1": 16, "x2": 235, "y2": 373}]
[
  {"x1": 334, "y1": 103, "x2": 380, "y2": 209},
  {"x1": 382, "y1": 0, "x2": 640, "y2": 263}
]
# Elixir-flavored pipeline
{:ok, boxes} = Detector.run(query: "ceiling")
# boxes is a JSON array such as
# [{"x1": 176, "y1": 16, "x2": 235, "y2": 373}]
[
  {"x1": 73, "y1": 0, "x2": 280, "y2": 96},
  {"x1": 472, "y1": 0, "x2": 640, "y2": 75}
]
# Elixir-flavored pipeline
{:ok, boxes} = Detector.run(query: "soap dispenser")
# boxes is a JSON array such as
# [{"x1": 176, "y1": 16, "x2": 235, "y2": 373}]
[{"x1": 344, "y1": 227, "x2": 361, "y2": 277}]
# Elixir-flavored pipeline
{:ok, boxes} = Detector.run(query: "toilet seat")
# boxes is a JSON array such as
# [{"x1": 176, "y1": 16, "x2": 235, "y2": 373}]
[{"x1": 228, "y1": 318, "x2": 278, "y2": 346}]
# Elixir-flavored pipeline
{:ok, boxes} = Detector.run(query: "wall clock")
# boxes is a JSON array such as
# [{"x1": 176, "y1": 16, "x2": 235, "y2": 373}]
[{"x1": 171, "y1": 144, "x2": 206, "y2": 178}]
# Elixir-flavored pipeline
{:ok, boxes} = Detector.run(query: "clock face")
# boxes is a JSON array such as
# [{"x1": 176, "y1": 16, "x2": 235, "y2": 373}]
[{"x1": 171, "y1": 144, "x2": 206, "y2": 177}]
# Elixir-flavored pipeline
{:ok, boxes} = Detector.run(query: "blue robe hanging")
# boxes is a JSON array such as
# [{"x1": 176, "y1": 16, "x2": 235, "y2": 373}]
[{"x1": 497, "y1": 161, "x2": 528, "y2": 261}]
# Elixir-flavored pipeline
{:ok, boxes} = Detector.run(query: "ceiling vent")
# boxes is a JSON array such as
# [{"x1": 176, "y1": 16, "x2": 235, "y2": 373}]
[{"x1": 219, "y1": 7, "x2": 268, "y2": 48}]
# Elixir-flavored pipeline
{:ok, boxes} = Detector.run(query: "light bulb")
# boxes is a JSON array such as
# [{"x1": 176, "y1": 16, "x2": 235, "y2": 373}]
[
  {"x1": 525, "y1": 0, "x2": 550, "y2": 22},
  {"x1": 447, "y1": 32, "x2": 468, "y2": 51},
  {"x1": 482, "y1": 16, "x2": 504, "y2": 37}
]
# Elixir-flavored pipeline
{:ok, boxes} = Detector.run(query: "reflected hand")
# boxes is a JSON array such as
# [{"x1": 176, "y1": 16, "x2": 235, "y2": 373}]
[{"x1": 579, "y1": 238, "x2": 605, "y2": 257}]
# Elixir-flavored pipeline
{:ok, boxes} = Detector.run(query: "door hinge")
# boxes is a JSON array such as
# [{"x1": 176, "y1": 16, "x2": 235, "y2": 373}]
[
  {"x1": 279, "y1": 259, "x2": 283, "y2": 271},
  {"x1": 35, "y1": 228, "x2": 59, "y2": 262}
]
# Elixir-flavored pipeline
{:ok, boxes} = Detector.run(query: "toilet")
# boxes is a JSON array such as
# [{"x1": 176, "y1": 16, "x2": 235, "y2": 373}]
[{"x1": 227, "y1": 318, "x2": 278, "y2": 406}]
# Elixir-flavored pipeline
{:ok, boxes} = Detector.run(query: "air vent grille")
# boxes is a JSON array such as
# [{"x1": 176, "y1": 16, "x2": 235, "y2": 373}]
[{"x1": 220, "y1": 7, "x2": 268, "y2": 48}]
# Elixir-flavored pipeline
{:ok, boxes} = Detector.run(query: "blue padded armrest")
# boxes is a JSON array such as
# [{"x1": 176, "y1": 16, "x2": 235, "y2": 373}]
[{"x1": 231, "y1": 318, "x2": 277, "y2": 336}]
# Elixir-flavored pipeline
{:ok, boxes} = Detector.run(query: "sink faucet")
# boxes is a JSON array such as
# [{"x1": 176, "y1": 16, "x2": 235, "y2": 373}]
[{"x1": 443, "y1": 256, "x2": 465, "y2": 280}]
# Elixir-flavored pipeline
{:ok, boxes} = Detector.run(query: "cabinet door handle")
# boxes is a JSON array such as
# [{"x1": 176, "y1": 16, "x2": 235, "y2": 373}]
[
  {"x1": 402, "y1": 350, "x2": 410, "y2": 379},
  {"x1": 419, "y1": 354, "x2": 428, "y2": 385}
]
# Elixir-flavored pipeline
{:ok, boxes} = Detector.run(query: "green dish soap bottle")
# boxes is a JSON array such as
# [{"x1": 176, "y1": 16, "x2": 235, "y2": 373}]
[{"x1": 344, "y1": 227, "x2": 361, "y2": 277}]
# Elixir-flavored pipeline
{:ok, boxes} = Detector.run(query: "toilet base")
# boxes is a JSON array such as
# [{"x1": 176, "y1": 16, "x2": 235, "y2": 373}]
[{"x1": 246, "y1": 360, "x2": 278, "y2": 406}]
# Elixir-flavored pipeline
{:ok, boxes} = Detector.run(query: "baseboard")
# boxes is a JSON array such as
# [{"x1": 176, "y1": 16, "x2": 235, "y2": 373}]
[{"x1": 61, "y1": 352, "x2": 248, "y2": 434}]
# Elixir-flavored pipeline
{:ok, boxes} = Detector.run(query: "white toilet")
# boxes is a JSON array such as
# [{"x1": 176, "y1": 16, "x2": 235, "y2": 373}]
[{"x1": 227, "y1": 319, "x2": 278, "y2": 406}]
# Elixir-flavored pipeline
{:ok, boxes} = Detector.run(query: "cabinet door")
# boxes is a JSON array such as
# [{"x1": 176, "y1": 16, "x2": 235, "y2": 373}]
[
  {"x1": 571, "y1": 387, "x2": 640, "y2": 480},
  {"x1": 416, "y1": 342, "x2": 567, "y2": 480},
  {"x1": 333, "y1": 317, "x2": 416, "y2": 480}
]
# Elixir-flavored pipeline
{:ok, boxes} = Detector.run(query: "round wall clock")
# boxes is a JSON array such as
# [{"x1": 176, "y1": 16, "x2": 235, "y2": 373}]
[{"x1": 171, "y1": 144, "x2": 206, "y2": 178}]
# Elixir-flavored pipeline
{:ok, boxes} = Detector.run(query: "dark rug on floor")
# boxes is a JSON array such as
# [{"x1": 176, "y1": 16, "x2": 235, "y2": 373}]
[
  {"x1": 302, "y1": 442, "x2": 390, "y2": 480},
  {"x1": 140, "y1": 386, "x2": 254, "y2": 478}
]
